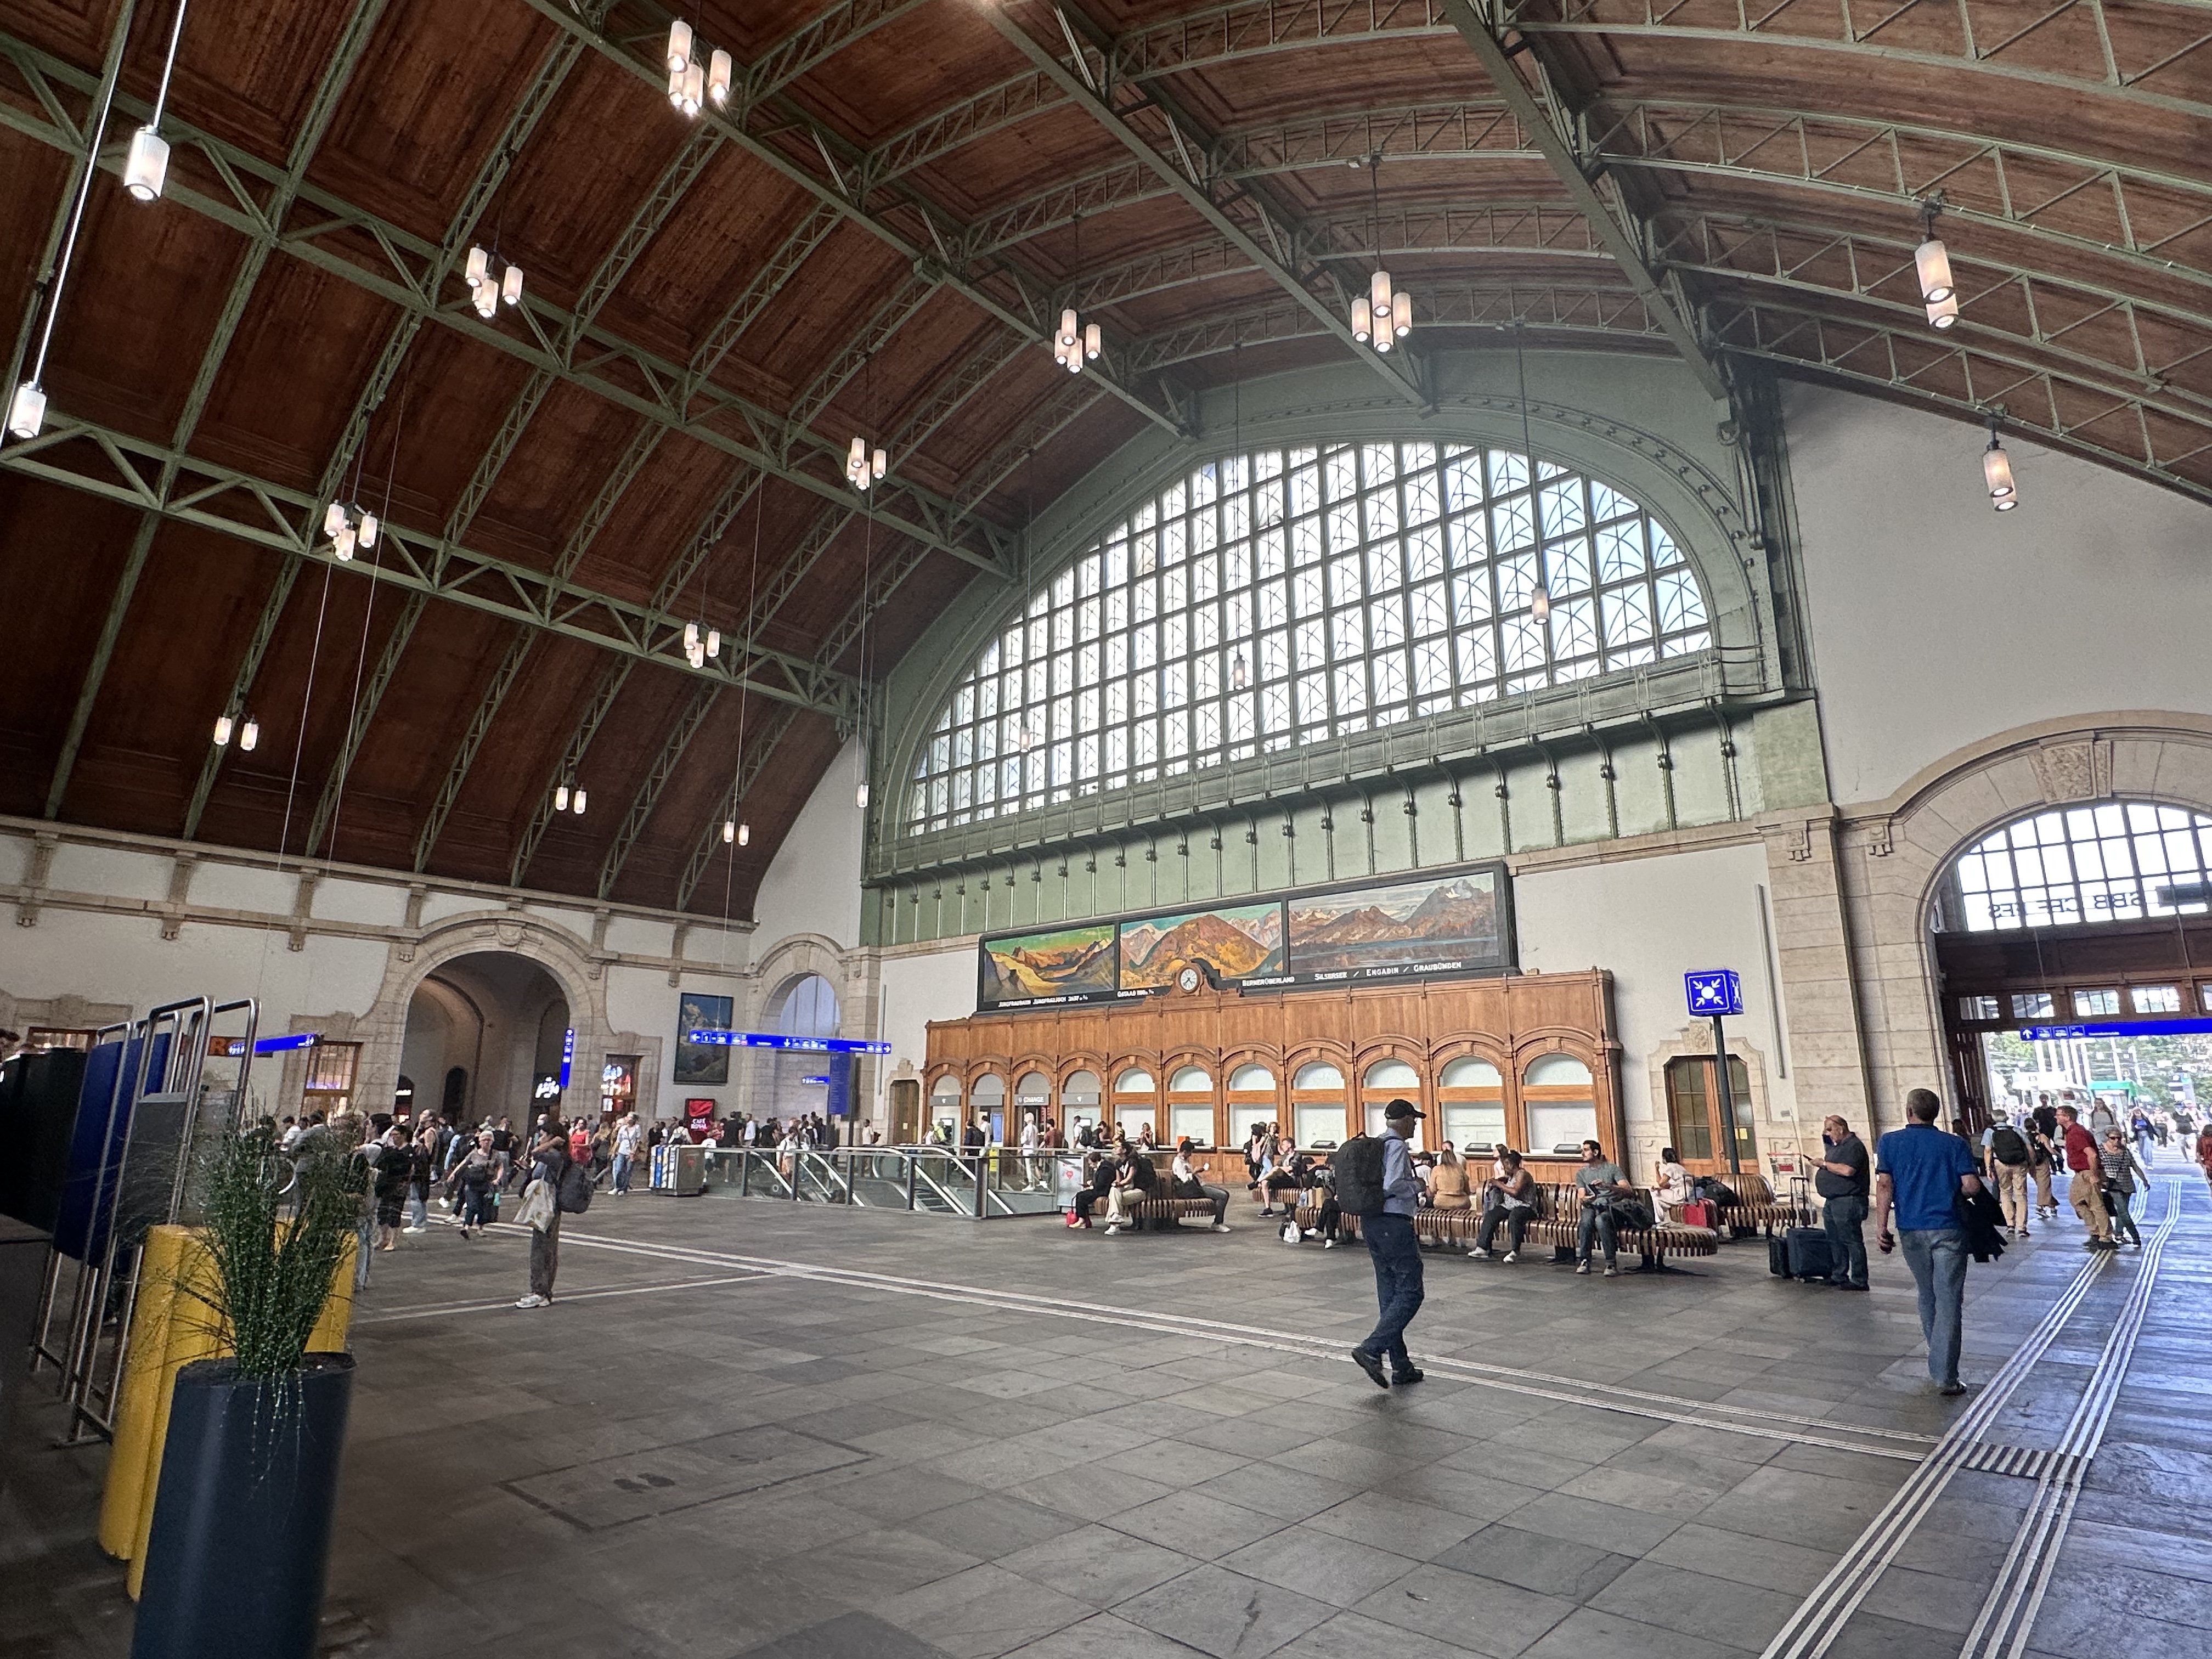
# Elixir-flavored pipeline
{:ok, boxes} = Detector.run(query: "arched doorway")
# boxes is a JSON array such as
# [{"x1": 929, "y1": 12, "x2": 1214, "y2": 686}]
[
  {"x1": 1935, "y1": 800, "x2": 2212, "y2": 1133},
  {"x1": 757, "y1": 972, "x2": 841, "y2": 1134},
  {"x1": 398, "y1": 953, "x2": 571, "y2": 1132}
]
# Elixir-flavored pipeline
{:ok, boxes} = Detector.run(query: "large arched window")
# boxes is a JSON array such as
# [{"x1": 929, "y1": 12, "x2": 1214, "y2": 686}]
[
  {"x1": 907, "y1": 441, "x2": 1707, "y2": 834},
  {"x1": 1948, "y1": 803, "x2": 2212, "y2": 932}
]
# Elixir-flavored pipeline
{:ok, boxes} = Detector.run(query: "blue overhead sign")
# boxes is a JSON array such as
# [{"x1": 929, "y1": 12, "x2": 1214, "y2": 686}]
[
  {"x1": 2022, "y1": 1018, "x2": 2212, "y2": 1040},
  {"x1": 1685, "y1": 970, "x2": 1743, "y2": 1018},
  {"x1": 685, "y1": 1029, "x2": 892, "y2": 1055},
  {"x1": 223, "y1": 1032, "x2": 319, "y2": 1057}
]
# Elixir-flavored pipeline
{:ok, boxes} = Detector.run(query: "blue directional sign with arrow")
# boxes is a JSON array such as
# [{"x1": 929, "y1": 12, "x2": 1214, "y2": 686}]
[{"x1": 1685, "y1": 969, "x2": 1744, "y2": 1018}]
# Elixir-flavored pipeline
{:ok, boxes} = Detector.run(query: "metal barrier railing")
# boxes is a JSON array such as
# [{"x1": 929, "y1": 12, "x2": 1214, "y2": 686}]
[
  {"x1": 698, "y1": 1147, "x2": 1084, "y2": 1219},
  {"x1": 31, "y1": 995, "x2": 260, "y2": 1443}
]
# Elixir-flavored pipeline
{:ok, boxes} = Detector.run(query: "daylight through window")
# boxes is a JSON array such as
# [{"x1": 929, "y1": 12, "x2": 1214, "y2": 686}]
[
  {"x1": 907, "y1": 442, "x2": 1709, "y2": 834},
  {"x1": 1950, "y1": 803, "x2": 2212, "y2": 932}
]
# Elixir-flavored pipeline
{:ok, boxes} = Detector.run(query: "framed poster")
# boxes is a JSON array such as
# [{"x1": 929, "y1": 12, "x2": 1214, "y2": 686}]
[
  {"x1": 978, "y1": 923, "x2": 1118, "y2": 1011},
  {"x1": 673, "y1": 992, "x2": 733, "y2": 1085},
  {"x1": 1120, "y1": 901, "x2": 1284, "y2": 990},
  {"x1": 1284, "y1": 867, "x2": 1511, "y2": 985}
]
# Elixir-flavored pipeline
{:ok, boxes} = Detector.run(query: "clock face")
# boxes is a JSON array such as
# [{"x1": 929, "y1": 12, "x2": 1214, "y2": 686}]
[{"x1": 1177, "y1": 967, "x2": 1201, "y2": 994}]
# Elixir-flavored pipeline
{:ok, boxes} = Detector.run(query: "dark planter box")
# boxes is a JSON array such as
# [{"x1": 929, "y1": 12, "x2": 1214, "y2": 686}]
[{"x1": 132, "y1": 1353, "x2": 354, "y2": 1659}]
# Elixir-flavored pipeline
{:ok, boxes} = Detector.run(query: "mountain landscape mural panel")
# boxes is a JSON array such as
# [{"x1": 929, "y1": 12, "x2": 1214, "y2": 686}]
[
  {"x1": 1286, "y1": 872, "x2": 1504, "y2": 977},
  {"x1": 980, "y1": 924, "x2": 1119, "y2": 1007},
  {"x1": 1120, "y1": 902, "x2": 1286, "y2": 989}
]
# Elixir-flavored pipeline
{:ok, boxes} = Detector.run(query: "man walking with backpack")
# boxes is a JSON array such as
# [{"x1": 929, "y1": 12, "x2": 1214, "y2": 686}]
[
  {"x1": 1980, "y1": 1110, "x2": 2033, "y2": 1238},
  {"x1": 1339, "y1": 1099, "x2": 1428, "y2": 1389}
]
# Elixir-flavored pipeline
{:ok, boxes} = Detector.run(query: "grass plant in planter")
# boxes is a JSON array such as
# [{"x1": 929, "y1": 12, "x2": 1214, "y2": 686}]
[{"x1": 131, "y1": 1124, "x2": 364, "y2": 1659}]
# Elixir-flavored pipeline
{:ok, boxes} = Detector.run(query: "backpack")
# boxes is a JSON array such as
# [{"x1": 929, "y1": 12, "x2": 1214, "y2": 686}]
[
  {"x1": 1330, "y1": 1135, "x2": 1389, "y2": 1216},
  {"x1": 555, "y1": 1160, "x2": 594, "y2": 1214},
  {"x1": 1989, "y1": 1125, "x2": 2029, "y2": 1166}
]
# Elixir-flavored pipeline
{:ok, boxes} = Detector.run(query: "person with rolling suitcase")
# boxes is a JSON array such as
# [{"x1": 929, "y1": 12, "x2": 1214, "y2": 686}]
[{"x1": 1815, "y1": 1114, "x2": 1870, "y2": 1290}]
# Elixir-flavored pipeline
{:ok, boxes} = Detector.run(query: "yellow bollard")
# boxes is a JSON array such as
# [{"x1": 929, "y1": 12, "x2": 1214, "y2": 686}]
[{"x1": 97, "y1": 1226, "x2": 357, "y2": 1596}]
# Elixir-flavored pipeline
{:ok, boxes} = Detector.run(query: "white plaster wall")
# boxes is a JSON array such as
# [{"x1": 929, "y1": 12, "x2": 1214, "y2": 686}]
[
  {"x1": 752, "y1": 737, "x2": 866, "y2": 951},
  {"x1": 1785, "y1": 385, "x2": 2212, "y2": 805},
  {"x1": 878, "y1": 940, "x2": 978, "y2": 1084},
  {"x1": 313, "y1": 879, "x2": 407, "y2": 928},
  {"x1": 47, "y1": 844, "x2": 168, "y2": 904},
  {"x1": 1514, "y1": 840, "x2": 1796, "y2": 1133}
]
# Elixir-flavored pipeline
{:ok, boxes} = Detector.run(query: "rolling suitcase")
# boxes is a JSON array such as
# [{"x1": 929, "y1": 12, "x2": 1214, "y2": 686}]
[
  {"x1": 1768, "y1": 1232, "x2": 1792, "y2": 1278},
  {"x1": 1785, "y1": 1226, "x2": 1835, "y2": 1282}
]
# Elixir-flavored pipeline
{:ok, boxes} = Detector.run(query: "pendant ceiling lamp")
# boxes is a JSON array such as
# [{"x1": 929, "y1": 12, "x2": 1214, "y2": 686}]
[
  {"x1": 667, "y1": 19, "x2": 730, "y2": 117},
  {"x1": 1983, "y1": 410, "x2": 2018, "y2": 511},
  {"x1": 211, "y1": 711, "x2": 257, "y2": 751},
  {"x1": 552, "y1": 782, "x2": 586, "y2": 815},
  {"x1": 1917, "y1": 199, "x2": 1957, "y2": 329},
  {"x1": 1350, "y1": 155, "x2": 1412, "y2": 352},
  {"x1": 1051, "y1": 215, "x2": 1102, "y2": 374},
  {"x1": 125, "y1": 0, "x2": 191, "y2": 202},
  {"x1": 9, "y1": 14, "x2": 129, "y2": 441},
  {"x1": 682, "y1": 619, "x2": 721, "y2": 669},
  {"x1": 465, "y1": 245, "x2": 522, "y2": 320},
  {"x1": 845, "y1": 433, "x2": 887, "y2": 491},
  {"x1": 321, "y1": 498, "x2": 377, "y2": 562}
]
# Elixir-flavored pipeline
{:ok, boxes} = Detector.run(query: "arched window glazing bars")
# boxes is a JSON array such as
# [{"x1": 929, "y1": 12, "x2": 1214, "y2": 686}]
[{"x1": 907, "y1": 441, "x2": 1709, "y2": 834}]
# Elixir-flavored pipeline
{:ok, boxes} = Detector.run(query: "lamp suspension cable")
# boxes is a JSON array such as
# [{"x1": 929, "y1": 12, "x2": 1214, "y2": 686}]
[
  {"x1": 1917, "y1": 196, "x2": 1958, "y2": 329},
  {"x1": 1228, "y1": 348, "x2": 1247, "y2": 692},
  {"x1": 9, "y1": 0, "x2": 136, "y2": 441},
  {"x1": 125, "y1": 0, "x2": 190, "y2": 202}
]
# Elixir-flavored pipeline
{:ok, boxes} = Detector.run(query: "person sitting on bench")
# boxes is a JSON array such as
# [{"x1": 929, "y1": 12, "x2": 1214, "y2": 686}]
[
  {"x1": 1103, "y1": 1142, "x2": 1159, "y2": 1234},
  {"x1": 1301, "y1": 1163, "x2": 1349, "y2": 1248},
  {"x1": 1066, "y1": 1149, "x2": 1116, "y2": 1228},
  {"x1": 1172, "y1": 1138, "x2": 1233, "y2": 1233},
  {"x1": 1573, "y1": 1140, "x2": 1636, "y2": 1277},
  {"x1": 1260, "y1": 1146, "x2": 1316, "y2": 1214},
  {"x1": 1467, "y1": 1149, "x2": 1536, "y2": 1261}
]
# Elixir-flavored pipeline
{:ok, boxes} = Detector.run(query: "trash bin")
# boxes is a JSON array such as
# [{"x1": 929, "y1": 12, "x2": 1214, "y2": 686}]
[{"x1": 672, "y1": 1143, "x2": 706, "y2": 1197}]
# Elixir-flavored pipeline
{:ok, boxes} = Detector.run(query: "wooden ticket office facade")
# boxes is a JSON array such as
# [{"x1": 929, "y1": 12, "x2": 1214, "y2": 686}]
[{"x1": 924, "y1": 968, "x2": 1625, "y2": 1181}]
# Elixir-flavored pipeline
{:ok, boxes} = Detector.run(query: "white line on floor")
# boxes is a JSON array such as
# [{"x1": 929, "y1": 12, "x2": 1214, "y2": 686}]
[{"x1": 352, "y1": 1272, "x2": 770, "y2": 1324}]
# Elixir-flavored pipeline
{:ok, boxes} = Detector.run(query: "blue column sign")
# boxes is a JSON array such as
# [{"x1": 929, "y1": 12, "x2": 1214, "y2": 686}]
[{"x1": 560, "y1": 1026, "x2": 575, "y2": 1091}]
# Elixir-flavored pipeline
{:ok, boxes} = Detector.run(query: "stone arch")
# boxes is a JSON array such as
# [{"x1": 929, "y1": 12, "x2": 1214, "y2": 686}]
[
  {"x1": 1832, "y1": 714, "x2": 2212, "y2": 1131},
  {"x1": 353, "y1": 912, "x2": 604, "y2": 1131}
]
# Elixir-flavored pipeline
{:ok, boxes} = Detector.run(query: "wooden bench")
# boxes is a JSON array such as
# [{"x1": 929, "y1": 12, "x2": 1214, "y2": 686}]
[
  {"x1": 1090, "y1": 1194, "x2": 1223, "y2": 1230},
  {"x1": 1293, "y1": 1181, "x2": 1719, "y2": 1270},
  {"x1": 1702, "y1": 1172, "x2": 1812, "y2": 1235}
]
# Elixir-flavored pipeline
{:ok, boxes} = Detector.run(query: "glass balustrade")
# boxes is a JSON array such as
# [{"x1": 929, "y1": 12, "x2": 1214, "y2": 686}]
[{"x1": 695, "y1": 1147, "x2": 1092, "y2": 1218}]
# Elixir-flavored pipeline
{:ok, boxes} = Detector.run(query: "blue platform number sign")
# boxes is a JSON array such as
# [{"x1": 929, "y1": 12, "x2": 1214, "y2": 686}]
[
  {"x1": 1685, "y1": 969, "x2": 1744, "y2": 1019},
  {"x1": 559, "y1": 1027, "x2": 575, "y2": 1090}
]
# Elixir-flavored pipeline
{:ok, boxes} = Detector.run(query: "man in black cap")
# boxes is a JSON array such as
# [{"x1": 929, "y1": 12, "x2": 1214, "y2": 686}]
[{"x1": 1351, "y1": 1097, "x2": 1428, "y2": 1389}]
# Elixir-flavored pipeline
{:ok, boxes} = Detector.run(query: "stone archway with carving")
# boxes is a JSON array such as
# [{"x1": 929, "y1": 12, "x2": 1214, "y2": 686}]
[
  {"x1": 347, "y1": 912, "x2": 611, "y2": 1127},
  {"x1": 1824, "y1": 714, "x2": 2212, "y2": 1133}
]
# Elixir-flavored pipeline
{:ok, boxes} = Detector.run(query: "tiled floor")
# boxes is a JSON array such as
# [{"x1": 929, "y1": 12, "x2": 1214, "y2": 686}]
[{"x1": 3, "y1": 1163, "x2": 2208, "y2": 1659}]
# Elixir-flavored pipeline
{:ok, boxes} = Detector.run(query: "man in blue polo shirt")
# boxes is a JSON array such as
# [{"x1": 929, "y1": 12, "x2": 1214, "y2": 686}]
[{"x1": 1874, "y1": 1087, "x2": 1983, "y2": 1397}]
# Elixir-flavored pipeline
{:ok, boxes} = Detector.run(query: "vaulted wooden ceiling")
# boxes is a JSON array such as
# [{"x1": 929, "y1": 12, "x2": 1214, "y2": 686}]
[{"x1": 3, "y1": 0, "x2": 2207, "y2": 917}]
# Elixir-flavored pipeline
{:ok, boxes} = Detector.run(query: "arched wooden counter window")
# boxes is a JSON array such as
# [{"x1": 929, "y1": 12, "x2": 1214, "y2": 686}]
[
  {"x1": 970, "y1": 1073, "x2": 1007, "y2": 1139},
  {"x1": 1014, "y1": 1070, "x2": 1052, "y2": 1135},
  {"x1": 928, "y1": 1073, "x2": 961, "y2": 1138},
  {"x1": 1361, "y1": 1058, "x2": 1423, "y2": 1142},
  {"x1": 1061, "y1": 1069, "x2": 1103, "y2": 1140},
  {"x1": 1226, "y1": 1064, "x2": 1278, "y2": 1147},
  {"x1": 1523, "y1": 1054, "x2": 1599, "y2": 1157},
  {"x1": 1437, "y1": 1057, "x2": 1506, "y2": 1154},
  {"x1": 1292, "y1": 1062, "x2": 1346, "y2": 1148},
  {"x1": 1113, "y1": 1067, "x2": 1156, "y2": 1142},
  {"x1": 1167, "y1": 1065, "x2": 1215, "y2": 1147}
]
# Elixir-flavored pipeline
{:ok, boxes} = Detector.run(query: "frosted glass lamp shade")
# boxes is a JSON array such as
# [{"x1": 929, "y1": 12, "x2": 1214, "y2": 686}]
[
  {"x1": 667, "y1": 20, "x2": 692, "y2": 72},
  {"x1": 722, "y1": 820, "x2": 734, "y2": 844},
  {"x1": 1392, "y1": 290, "x2": 1412, "y2": 338},
  {"x1": 736, "y1": 822, "x2": 749, "y2": 846},
  {"x1": 465, "y1": 246, "x2": 489, "y2": 289},
  {"x1": 554, "y1": 785, "x2": 569, "y2": 811},
  {"x1": 7, "y1": 381, "x2": 46, "y2": 439},
  {"x1": 501, "y1": 263, "x2": 523, "y2": 306},
  {"x1": 125, "y1": 127, "x2": 169, "y2": 201},
  {"x1": 1530, "y1": 585, "x2": 1551, "y2": 623},
  {"x1": 471, "y1": 283, "x2": 498, "y2": 319},
  {"x1": 212, "y1": 715, "x2": 233, "y2": 747},
  {"x1": 856, "y1": 782, "x2": 870, "y2": 809},
  {"x1": 324, "y1": 500, "x2": 347, "y2": 537},
  {"x1": 681, "y1": 63, "x2": 704, "y2": 115},
  {"x1": 1352, "y1": 296, "x2": 1371, "y2": 342},
  {"x1": 572, "y1": 789, "x2": 586, "y2": 814},
  {"x1": 1926, "y1": 292, "x2": 1958, "y2": 329},
  {"x1": 1915, "y1": 238, "x2": 1954, "y2": 303},
  {"x1": 1369, "y1": 268, "x2": 1392, "y2": 312},
  {"x1": 706, "y1": 628, "x2": 720, "y2": 658},
  {"x1": 239, "y1": 718, "x2": 258, "y2": 752},
  {"x1": 1984, "y1": 442, "x2": 2016, "y2": 506},
  {"x1": 1059, "y1": 309, "x2": 1079, "y2": 348},
  {"x1": 709, "y1": 49, "x2": 731, "y2": 105},
  {"x1": 332, "y1": 523, "x2": 356, "y2": 562},
  {"x1": 358, "y1": 511, "x2": 377, "y2": 549},
  {"x1": 872, "y1": 447, "x2": 886, "y2": 479},
  {"x1": 1084, "y1": 321, "x2": 1100, "y2": 359}
]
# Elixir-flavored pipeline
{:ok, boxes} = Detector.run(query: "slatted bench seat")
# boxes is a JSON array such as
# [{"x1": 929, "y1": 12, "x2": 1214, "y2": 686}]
[
  {"x1": 1092, "y1": 1194, "x2": 1223, "y2": 1229},
  {"x1": 1703, "y1": 1173, "x2": 1812, "y2": 1235},
  {"x1": 1291, "y1": 1182, "x2": 1719, "y2": 1269}
]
